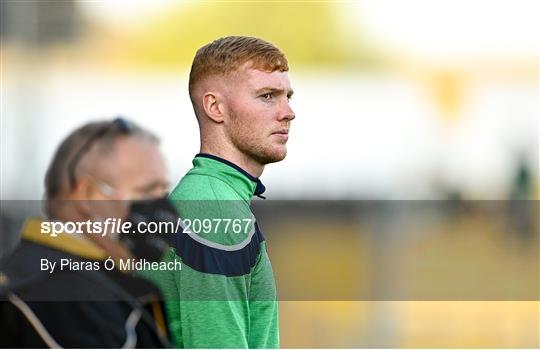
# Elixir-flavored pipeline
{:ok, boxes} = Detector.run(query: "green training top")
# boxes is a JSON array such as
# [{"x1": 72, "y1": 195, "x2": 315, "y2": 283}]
[{"x1": 143, "y1": 153, "x2": 278, "y2": 348}]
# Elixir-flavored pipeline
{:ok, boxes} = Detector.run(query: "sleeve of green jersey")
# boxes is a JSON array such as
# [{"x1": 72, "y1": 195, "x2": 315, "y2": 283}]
[{"x1": 248, "y1": 242, "x2": 279, "y2": 348}]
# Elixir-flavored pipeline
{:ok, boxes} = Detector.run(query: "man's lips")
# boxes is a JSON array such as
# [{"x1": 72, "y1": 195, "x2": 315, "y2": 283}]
[{"x1": 271, "y1": 130, "x2": 289, "y2": 141}]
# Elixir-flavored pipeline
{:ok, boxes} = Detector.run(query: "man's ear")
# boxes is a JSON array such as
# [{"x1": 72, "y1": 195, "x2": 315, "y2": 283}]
[
  {"x1": 202, "y1": 92, "x2": 225, "y2": 123},
  {"x1": 73, "y1": 175, "x2": 101, "y2": 200},
  {"x1": 69, "y1": 175, "x2": 96, "y2": 215}
]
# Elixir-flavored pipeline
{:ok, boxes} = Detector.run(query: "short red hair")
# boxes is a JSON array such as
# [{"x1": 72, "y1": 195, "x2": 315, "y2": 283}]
[{"x1": 188, "y1": 36, "x2": 289, "y2": 98}]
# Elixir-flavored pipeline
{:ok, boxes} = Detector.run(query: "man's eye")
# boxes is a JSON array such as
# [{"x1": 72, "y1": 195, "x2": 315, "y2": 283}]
[{"x1": 260, "y1": 93, "x2": 273, "y2": 100}]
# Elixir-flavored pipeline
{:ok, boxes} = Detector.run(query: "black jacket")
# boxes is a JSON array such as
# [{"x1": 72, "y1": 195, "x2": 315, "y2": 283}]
[{"x1": 0, "y1": 219, "x2": 171, "y2": 348}]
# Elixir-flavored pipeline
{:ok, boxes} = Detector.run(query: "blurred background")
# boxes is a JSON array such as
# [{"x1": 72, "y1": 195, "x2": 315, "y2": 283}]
[{"x1": 1, "y1": 0, "x2": 538, "y2": 347}]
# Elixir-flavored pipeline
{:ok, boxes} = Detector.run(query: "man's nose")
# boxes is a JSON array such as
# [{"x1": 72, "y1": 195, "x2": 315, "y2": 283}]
[
  {"x1": 278, "y1": 100, "x2": 295, "y2": 121},
  {"x1": 145, "y1": 185, "x2": 169, "y2": 200}
]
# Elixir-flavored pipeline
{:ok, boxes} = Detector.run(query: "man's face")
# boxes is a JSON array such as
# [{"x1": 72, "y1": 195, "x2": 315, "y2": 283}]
[
  {"x1": 83, "y1": 137, "x2": 169, "y2": 220},
  {"x1": 71, "y1": 137, "x2": 168, "y2": 257},
  {"x1": 99, "y1": 137, "x2": 169, "y2": 201},
  {"x1": 223, "y1": 65, "x2": 295, "y2": 165}
]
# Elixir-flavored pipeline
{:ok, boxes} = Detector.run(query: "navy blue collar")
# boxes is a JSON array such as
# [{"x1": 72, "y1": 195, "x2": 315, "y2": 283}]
[{"x1": 195, "y1": 153, "x2": 266, "y2": 199}]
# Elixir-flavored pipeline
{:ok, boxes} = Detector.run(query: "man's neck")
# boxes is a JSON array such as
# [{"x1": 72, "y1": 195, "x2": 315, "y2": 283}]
[{"x1": 199, "y1": 145, "x2": 264, "y2": 178}]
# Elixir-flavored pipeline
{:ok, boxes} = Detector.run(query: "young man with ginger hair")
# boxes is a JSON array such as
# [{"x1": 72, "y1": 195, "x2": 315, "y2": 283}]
[{"x1": 152, "y1": 36, "x2": 295, "y2": 348}]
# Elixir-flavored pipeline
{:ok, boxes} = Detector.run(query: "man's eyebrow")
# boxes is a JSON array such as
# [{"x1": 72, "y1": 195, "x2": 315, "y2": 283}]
[
  {"x1": 136, "y1": 180, "x2": 170, "y2": 192},
  {"x1": 255, "y1": 87, "x2": 294, "y2": 96}
]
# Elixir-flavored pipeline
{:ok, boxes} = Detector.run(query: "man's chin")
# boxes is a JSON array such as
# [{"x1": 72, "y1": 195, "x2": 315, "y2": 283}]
[{"x1": 260, "y1": 148, "x2": 287, "y2": 164}]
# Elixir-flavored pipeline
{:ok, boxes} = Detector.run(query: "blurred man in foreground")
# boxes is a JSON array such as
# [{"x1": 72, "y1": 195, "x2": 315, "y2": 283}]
[
  {"x1": 0, "y1": 118, "x2": 171, "y2": 348},
  {"x1": 150, "y1": 36, "x2": 295, "y2": 348}
]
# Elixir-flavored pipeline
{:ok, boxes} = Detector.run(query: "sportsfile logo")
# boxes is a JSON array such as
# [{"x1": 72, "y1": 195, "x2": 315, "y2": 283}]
[
  {"x1": 40, "y1": 217, "x2": 254, "y2": 237},
  {"x1": 41, "y1": 218, "x2": 139, "y2": 237}
]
